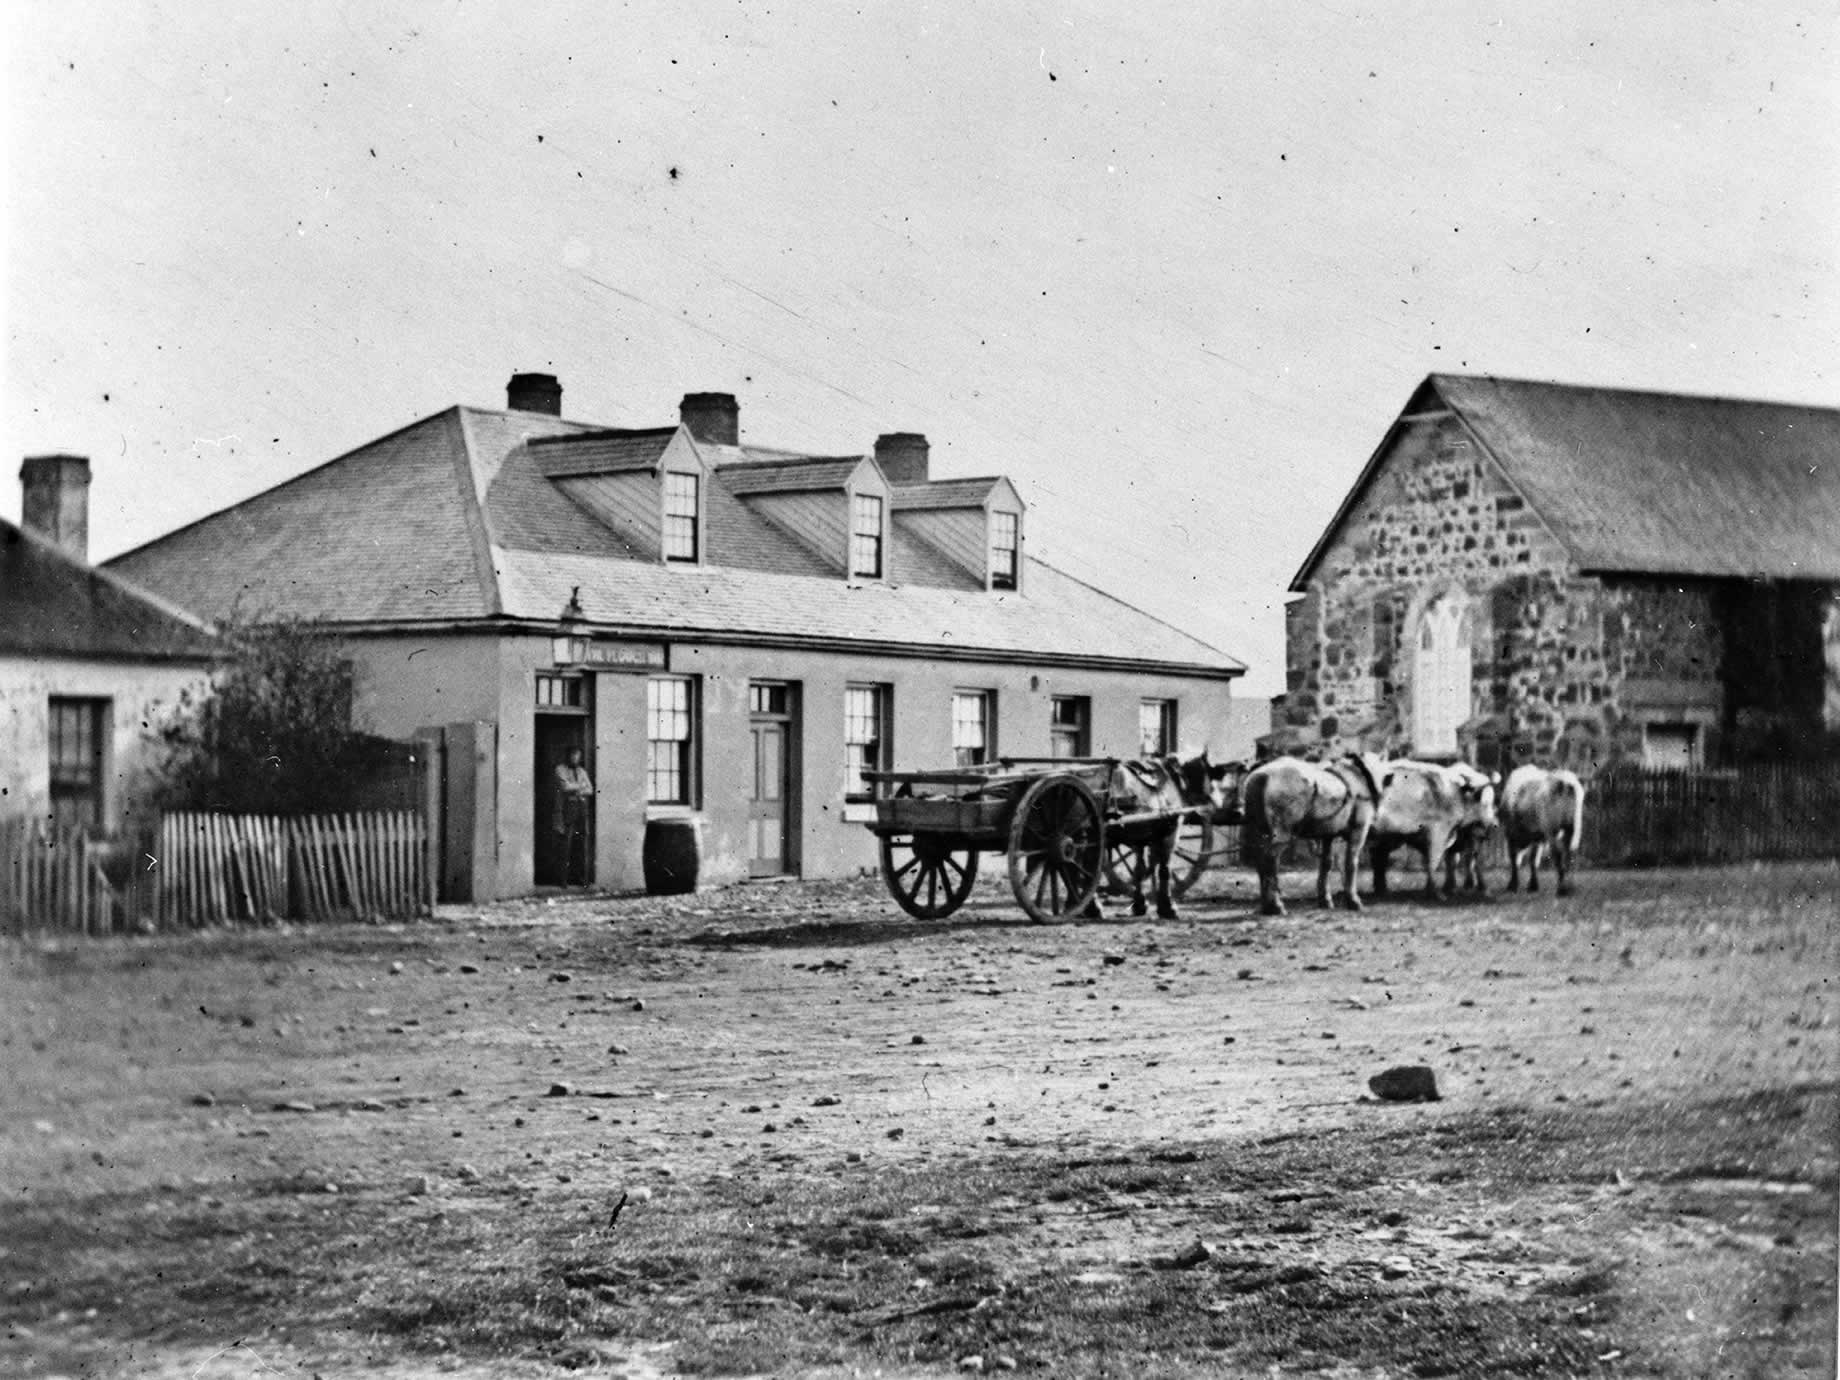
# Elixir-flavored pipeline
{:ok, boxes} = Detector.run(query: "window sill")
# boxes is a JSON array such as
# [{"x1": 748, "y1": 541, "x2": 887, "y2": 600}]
[{"x1": 841, "y1": 801, "x2": 878, "y2": 823}]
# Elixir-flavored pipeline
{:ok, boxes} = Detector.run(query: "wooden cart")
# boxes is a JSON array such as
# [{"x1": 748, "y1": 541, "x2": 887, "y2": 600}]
[{"x1": 864, "y1": 757, "x2": 1221, "y2": 924}]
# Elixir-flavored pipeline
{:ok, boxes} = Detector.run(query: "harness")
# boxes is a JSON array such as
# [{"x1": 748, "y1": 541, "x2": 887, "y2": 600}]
[{"x1": 1305, "y1": 757, "x2": 1376, "y2": 834}]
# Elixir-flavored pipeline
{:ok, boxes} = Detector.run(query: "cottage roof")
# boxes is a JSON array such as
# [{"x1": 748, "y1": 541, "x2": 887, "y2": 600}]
[
  {"x1": 1293, "y1": 374, "x2": 1840, "y2": 588},
  {"x1": 2, "y1": 518, "x2": 217, "y2": 662},
  {"x1": 108, "y1": 404, "x2": 1241, "y2": 675}
]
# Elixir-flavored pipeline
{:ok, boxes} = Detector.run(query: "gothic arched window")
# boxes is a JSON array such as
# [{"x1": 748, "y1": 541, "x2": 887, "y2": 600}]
[{"x1": 1412, "y1": 592, "x2": 1471, "y2": 755}]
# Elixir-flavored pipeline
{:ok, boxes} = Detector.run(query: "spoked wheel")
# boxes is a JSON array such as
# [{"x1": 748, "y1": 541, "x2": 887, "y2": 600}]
[
  {"x1": 1007, "y1": 775, "x2": 1104, "y2": 923},
  {"x1": 1101, "y1": 813, "x2": 1216, "y2": 899},
  {"x1": 880, "y1": 832, "x2": 980, "y2": 920},
  {"x1": 1167, "y1": 813, "x2": 1215, "y2": 898}
]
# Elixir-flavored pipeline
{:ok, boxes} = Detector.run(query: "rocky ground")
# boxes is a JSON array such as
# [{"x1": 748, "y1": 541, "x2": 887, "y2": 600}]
[{"x1": 1, "y1": 860, "x2": 1835, "y2": 1377}]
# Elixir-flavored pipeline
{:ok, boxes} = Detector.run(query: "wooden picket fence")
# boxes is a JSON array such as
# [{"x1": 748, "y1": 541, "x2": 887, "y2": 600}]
[
  {"x1": 1, "y1": 810, "x2": 430, "y2": 935},
  {"x1": 1583, "y1": 764, "x2": 1840, "y2": 867},
  {"x1": 0, "y1": 817, "x2": 119, "y2": 936}
]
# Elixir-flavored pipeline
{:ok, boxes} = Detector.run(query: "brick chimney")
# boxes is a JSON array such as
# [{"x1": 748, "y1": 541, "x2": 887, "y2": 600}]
[
  {"x1": 20, "y1": 454, "x2": 91, "y2": 562},
  {"x1": 679, "y1": 393, "x2": 739, "y2": 446},
  {"x1": 874, "y1": 433, "x2": 929, "y2": 485},
  {"x1": 507, "y1": 372, "x2": 563, "y2": 415}
]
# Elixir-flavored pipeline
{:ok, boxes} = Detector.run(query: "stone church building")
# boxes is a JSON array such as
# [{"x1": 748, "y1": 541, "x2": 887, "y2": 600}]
[{"x1": 1273, "y1": 374, "x2": 1840, "y2": 774}]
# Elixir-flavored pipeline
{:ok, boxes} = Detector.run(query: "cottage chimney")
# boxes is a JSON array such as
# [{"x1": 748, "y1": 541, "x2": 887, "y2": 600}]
[
  {"x1": 875, "y1": 433, "x2": 930, "y2": 485},
  {"x1": 20, "y1": 454, "x2": 91, "y2": 562},
  {"x1": 679, "y1": 393, "x2": 739, "y2": 446},
  {"x1": 506, "y1": 372, "x2": 563, "y2": 415}
]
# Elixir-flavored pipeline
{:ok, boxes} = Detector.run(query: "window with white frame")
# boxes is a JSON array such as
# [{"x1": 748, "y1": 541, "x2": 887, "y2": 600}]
[
  {"x1": 850, "y1": 493, "x2": 884, "y2": 579},
  {"x1": 662, "y1": 471, "x2": 699, "y2": 562},
  {"x1": 1411, "y1": 592, "x2": 1471, "y2": 756},
  {"x1": 844, "y1": 684, "x2": 891, "y2": 800},
  {"x1": 952, "y1": 690, "x2": 994, "y2": 768},
  {"x1": 991, "y1": 510, "x2": 1019, "y2": 590},
  {"x1": 1138, "y1": 699, "x2": 1177, "y2": 757},
  {"x1": 646, "y1": 676, "x2": 697, "y2": 803}
]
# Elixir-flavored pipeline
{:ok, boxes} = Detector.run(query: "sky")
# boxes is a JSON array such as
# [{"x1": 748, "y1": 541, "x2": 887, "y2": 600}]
[{"x1": 4, "y1": 1, "x2": 1836, "y2": 700}]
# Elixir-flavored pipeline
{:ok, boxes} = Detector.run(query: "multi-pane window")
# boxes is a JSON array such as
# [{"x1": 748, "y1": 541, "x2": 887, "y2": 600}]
[
  {"x1": 1050, "y1": 696, "x2": 1091, "y2": 759},
  {"x1": 1412, "y1": 592, "x2": 1471, "y2": 756},
  {"x1": 844, "y1": 684, "x2": 891, "y2": 800},
  {"x1": 646, "y1": 676, "x2": 696, "y2": 804},
  {"x1": 991, "y1": 511, "x2": 1019, "y2": 590},
  {"x1": 850, "y1": 493, "x2": 884, "y2": 579},
  {"x1": 749, "y1": 682, "x2": 790, "y2": 716},
  {"x1": 1138, "y1": 699, "x2": 1177, "y2": 758},
  {"x1": 952, "y1": 691, "x2": 994, "y2": 768},
  {"x1": 48, "y1": 697, "x2": 107, "y2": 833},
  {"x1": 535, "y1": 674, "x2": 584, "y2": 708},
  {"x1": 663, "y1": 471, "x2": 699, "y2": 562}
]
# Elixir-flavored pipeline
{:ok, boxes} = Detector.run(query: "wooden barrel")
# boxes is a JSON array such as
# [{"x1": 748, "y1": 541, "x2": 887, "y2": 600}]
[{"x1": 642, "y1": 817, "x2": 703, "y2": 895}]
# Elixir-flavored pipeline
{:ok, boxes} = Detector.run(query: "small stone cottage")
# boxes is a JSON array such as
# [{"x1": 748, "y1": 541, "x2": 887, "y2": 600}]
[{"x1": 1273, "y1": 374, "x2": 1840, "y2": 773}]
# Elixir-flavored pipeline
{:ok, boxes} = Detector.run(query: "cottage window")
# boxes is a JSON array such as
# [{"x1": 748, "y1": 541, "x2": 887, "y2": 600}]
[
  {"x1": 662, "y1": 472, "x2": 700, "y2": 562},
  {"x1": 1411, "y1": 593, "x2": 1470, "y2": 756},
  {"x1": 991, "y1": 511, "x2": 1019, "y2": 590},
  {"x1": 48, "y1": 697, "x2": 108, "y2": 833},
  {"x1": 1050, "y1": 696, "x2": 1091, "y2": 759},
  {"x1": 844, "y1": 684, "x2": 891, "y2": 800},
  {"x1": 1139, "y1": 699, "x2": 1177, "y2": 757},
  {"x1": 850, "y1": 494, "x2": 884, "y2": 579},
  {"x1": 646, "y1": 676, "x2": 697, "y2": 804},
  {"x1": 952, "y1": 690, "x2": 994, "y2": 768}
]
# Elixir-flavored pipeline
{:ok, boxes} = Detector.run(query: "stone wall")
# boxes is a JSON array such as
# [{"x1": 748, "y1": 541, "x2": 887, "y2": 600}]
[{"x1": 1281, "y1": 412, "x2": 1744, "y2": 772}]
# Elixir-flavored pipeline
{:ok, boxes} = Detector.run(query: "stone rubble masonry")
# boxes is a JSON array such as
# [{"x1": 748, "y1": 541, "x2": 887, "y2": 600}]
[{"x1": 1280, "y1": 412, "x2": 1831, "y2": 772}]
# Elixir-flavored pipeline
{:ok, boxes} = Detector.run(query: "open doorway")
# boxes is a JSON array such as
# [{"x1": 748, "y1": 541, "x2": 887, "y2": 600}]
[{"x1": 534, "y1": 699, "x2": 592, "y2": 887}]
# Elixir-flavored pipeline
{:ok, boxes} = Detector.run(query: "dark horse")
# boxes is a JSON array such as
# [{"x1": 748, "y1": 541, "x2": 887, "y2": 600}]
[
  {"x1": 1090, "y1": 750, "x2": 1235, "y2": 920},
  {"x1": 1240, "y1": 753, "x2": 1385, "y2": 916}
]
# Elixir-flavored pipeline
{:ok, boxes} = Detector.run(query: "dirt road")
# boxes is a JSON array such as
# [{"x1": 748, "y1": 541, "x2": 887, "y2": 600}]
[{"x1": 3, "y1": 861, "x2": 1835, "y2": 1377}]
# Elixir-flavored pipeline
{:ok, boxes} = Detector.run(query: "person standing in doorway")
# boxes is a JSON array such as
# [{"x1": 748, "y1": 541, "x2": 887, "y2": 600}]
[{"x1": 554, "y1": 746, "x2": 594, "y2": 887}]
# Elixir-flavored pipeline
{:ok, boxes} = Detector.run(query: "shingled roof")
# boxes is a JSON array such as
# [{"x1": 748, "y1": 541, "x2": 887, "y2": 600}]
[
  {"x1": 107, "y1": 403, "x2": 1241, "y2": 676},
  {"x1": 2, "y1": 518, "x2": 217, "y2": 662},
  {"x1": 1295, "y1": 374, "x2": 1840, "y2": 588}
]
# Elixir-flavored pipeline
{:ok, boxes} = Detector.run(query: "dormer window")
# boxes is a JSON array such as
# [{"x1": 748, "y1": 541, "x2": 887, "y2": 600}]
[
  {"x1": 991, "y1": 510, "x2": 1019, "y2": 590},
  {"x1": 850, "y1": 493, "x2": 884, "y2": 579},
  {"x1": 663, "y1": 471, "x2": 700, "y2": 562}
]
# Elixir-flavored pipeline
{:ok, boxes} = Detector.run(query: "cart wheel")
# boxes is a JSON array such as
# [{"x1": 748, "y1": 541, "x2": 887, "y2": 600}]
[
  {"x1": 1102, "y1": 837, "x2": 1147, "y2": 895},
  {"x1": 1169, "y1": 813, "x2": 1215, "y2": 898},
  {"x1": 880, "y1": 833, "x2": 980, "y2": 920},
  {"x1": 1007, "y1": 775, "x2": 1104, "y2": 923},
  {"x1": 1101, "y1": 813, "x2": 1215, "y2": 899}
]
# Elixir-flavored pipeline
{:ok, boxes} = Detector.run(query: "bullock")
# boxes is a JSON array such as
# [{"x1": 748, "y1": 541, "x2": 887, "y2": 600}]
[
  {"x1": 1240, "y1": 754, "x2": 1385, "y2": 915},
  {"x1": 1500, "y1": 764, "x2": 1586, "y2": 895},
  {"x1": 1093, "y1": 750, "x2": 1235, "y2": 920},
  {"x1": 1368, "y1": 761, "x2": 1499, "y2": 900}
]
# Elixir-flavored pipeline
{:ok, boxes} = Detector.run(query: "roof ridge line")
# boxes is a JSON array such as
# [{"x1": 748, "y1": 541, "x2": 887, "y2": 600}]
[{"x1": 452, "y1": 409, "x2": 505, "y2": 617}]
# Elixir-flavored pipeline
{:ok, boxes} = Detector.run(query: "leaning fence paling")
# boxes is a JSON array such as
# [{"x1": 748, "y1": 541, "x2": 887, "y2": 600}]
[
  {"x1": 157, "y1": 810, "x2": 429, "y2": 927},
  {"x1": 2, "y1": 809, "x2": 429, "y2": 934}
]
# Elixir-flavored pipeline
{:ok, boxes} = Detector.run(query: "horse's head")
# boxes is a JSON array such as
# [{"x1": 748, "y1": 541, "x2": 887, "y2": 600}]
[{"x1": 1178, "y1": 749, "x2": 1247, "y2": 821}]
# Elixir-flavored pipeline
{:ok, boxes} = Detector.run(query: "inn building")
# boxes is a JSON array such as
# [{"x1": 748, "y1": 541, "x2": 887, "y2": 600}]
[{"x1": 108, "y1": 376, "x2": 1245, "y2": 897}]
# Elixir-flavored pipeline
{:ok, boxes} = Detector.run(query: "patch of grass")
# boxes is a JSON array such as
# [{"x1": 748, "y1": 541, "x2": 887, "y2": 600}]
[{"x1": 4, "y1": 1086, "x2": 1834, "y2": 1377}]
